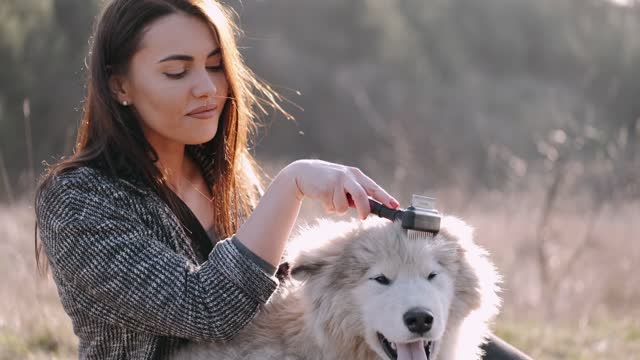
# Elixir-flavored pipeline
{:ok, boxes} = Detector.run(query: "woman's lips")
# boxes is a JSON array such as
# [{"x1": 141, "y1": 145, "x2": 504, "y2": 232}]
[{"x1": 187, "y1": 105, "x2": 217, "y2": 119}]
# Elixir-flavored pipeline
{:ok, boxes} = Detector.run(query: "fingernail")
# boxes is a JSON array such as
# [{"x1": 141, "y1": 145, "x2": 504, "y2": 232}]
[{"x1": 390, "y1": 199, "x2": 400, "y2": 208}]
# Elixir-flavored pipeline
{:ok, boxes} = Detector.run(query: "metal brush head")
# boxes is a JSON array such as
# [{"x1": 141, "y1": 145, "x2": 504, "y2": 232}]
[
  {"x1": 368, "y1": 194, "x2": 441, "y2": 238},
  {"x1": 404, "y1": 195, "x2": 440, "y2": 238}
]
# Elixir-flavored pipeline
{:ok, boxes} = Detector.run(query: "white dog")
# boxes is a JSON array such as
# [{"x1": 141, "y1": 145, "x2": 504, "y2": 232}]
[{"x1": 176, "y1": 216, "x2": 501, "y2": 360}]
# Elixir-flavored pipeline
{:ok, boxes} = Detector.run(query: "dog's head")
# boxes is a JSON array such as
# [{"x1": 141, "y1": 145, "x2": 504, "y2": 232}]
[{"x1": 287, "y1": 216, "x2": 500, "y2": 360}]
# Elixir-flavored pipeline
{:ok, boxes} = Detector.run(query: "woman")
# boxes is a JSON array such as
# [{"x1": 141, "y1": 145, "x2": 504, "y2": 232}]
[{"x1": 34, "y1": 0, "x2": 530, "y2": 359}]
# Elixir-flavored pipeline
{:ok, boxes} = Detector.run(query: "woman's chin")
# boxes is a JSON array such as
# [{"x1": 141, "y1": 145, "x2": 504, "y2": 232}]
[{"x1": 184, "y1": 130, "x2": 218, "y2": 145}]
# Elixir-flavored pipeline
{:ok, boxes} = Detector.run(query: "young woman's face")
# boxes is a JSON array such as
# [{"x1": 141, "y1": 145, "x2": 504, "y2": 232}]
[{"x1": 115, "y1": 13, "x2": 229, "y2": 146}]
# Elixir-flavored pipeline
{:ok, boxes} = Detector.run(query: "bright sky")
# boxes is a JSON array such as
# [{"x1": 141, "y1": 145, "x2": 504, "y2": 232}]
[{"x1": 607, "y1": 0, "x2": 635, "y2": 6}]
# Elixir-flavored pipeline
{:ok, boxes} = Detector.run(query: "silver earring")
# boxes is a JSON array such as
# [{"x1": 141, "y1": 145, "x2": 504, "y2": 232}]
[{"x1": 122, "y1": 100, "x2": 128, "y2": 106}]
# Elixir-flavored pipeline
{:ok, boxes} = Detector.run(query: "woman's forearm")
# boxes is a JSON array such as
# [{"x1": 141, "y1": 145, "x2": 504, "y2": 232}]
[{"x1": 235, "y1": 163, "x2": 302, "y2": 268}]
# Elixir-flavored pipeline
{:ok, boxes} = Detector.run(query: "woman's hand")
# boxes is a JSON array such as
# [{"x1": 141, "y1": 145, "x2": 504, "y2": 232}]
[
  {"x1": 284, "y1": 159, "x2": 400, "y2": 220},
  {"x1": 236, "y1": 158, "x2": 400, "y2": 268}
]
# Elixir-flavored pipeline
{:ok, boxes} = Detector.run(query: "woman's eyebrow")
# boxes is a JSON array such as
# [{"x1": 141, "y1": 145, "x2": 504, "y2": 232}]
[{"x1": 157, "y1": 48, "x2": 221, "y2": 63}]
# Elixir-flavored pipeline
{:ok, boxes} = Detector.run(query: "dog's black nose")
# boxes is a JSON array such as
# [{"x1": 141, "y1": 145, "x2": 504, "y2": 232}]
[{"x1": 403, "y1": 307, "x2": 433, "y2": 334}]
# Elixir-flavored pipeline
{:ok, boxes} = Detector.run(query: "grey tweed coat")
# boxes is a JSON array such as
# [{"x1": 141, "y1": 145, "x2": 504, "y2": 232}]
[{"x1": 35, "y1": 150, "x2": 280, "y2": 359}]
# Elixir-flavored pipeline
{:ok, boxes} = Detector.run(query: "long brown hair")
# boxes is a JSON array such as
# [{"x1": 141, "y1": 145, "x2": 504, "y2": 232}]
[{"x1": 35, "y1": 0, "x2": 289, "y2": 274}]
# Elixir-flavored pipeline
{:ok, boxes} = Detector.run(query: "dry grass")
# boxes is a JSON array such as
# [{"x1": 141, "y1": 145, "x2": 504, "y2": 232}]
[
  {"x1": 0, "y1": 204, "x2": 76, "y2": 360},
  {"x1": 1, "y1": 188, "x2": 638, "y2": 359}
]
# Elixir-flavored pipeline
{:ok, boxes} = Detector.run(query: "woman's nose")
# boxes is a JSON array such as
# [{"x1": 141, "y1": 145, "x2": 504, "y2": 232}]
[{"x1": 193, "y1": 69, "x2": 217, "y2": 99}]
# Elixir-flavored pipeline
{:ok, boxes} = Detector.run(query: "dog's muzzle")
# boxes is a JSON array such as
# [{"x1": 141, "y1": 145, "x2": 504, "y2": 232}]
[{"x1": 377, "y1": 332, "x2": 434, "y2": 360}]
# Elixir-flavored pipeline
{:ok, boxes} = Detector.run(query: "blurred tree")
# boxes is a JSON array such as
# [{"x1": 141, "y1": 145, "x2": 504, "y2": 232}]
[
  {"x1": 0, "y1": 0, "x2": 638, "y2": 202},
  {"x1": 0, "y1": 0, "x2": 99, "y2": 199}
]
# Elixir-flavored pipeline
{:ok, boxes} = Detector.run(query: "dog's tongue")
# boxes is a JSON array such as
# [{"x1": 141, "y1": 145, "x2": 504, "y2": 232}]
[{"x1": 396, "y1": 340, "x2": 428, "y2": 360}]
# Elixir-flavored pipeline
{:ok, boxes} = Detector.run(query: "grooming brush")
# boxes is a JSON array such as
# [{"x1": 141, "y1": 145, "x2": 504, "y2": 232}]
[{"x1": 368, "y1": 194, "x2": 441, "y2": 238}]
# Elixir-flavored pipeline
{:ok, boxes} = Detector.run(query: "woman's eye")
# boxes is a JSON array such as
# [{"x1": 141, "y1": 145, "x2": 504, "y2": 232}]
[
  {"x1": 165, "y1": 71, "x2": 186, "y2": 79},
  {"x1": 370, "y1": 274, "x2": 391, "y2": 285},
  {"x1": 427, "y1": 272, "x2": 437, "y2": 281},
  {"x1": 206, "y1": 63, "x2": 224, "y2": 72}
]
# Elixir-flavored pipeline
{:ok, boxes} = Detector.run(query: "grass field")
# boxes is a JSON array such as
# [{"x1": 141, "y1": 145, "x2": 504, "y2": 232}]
[{"x1": 1, "y1": 189, "x2": 638, "y2": 359}]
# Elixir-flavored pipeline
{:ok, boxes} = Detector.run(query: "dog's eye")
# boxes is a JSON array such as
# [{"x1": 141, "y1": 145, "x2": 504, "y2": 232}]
[
  {"x1": 427, "y1": 272, "x2": 438, "y2": 281},
  {"x1": 371, "y1": 275, "x2": 391, "y2": 285}
]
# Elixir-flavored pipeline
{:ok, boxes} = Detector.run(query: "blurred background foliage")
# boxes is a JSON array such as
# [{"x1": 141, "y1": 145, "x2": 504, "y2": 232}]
[
  {"x1": 0, "y1": 0, "x2": 639, "y2": 202},
  {"x1": 1, "y1": 1, "x2": 640, "y2": 358}
]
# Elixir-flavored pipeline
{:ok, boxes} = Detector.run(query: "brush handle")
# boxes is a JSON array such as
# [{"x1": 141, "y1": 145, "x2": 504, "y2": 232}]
[
  {"x1": 346, "y1": 194, "x2": 404, "y2": 222},
  {"x1": 368, "y1": 198, "x2": 404, "y2": 222}
]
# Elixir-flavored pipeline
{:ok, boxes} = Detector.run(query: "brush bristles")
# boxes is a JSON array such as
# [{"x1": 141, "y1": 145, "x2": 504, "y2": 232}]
[{"x1": 407, "y1": 229, "x2": 437, "y2": 239}]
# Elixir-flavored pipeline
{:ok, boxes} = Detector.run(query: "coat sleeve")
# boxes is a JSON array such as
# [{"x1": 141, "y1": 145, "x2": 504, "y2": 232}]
[{"x1": 35, "y1": 172, "x2": 279, "y2": 342}]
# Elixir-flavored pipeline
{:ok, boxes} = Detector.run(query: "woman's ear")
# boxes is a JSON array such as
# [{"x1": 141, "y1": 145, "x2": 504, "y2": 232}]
[{"x1": 108, "y1": 74, "x2": 132, "y2": 105}]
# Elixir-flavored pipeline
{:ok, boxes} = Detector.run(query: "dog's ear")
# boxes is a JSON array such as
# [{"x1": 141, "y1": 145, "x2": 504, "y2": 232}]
[
  {"x1": 290, "y1": 257, "x2": 329, "y2": 281},
  {"x1": 275, "y1": 262, "x2": 291, "y2": 281},
  {"x1": 439, "y1": 216, "x2": 474, "y2": 246},
  {"x1": 439, "y1": 215, "x2": 501, "y2": 317},
  {"x1": 286, "y1": 218, "x2": 357, "y2": 281},
  {"x1": 434, "y1": 216, "x2": 473, "y2": 267}
]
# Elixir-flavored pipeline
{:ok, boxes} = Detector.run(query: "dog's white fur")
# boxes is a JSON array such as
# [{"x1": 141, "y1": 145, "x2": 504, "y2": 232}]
[{"x1": 175, "y1": 216, "x2": 501, "y2": 360}]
